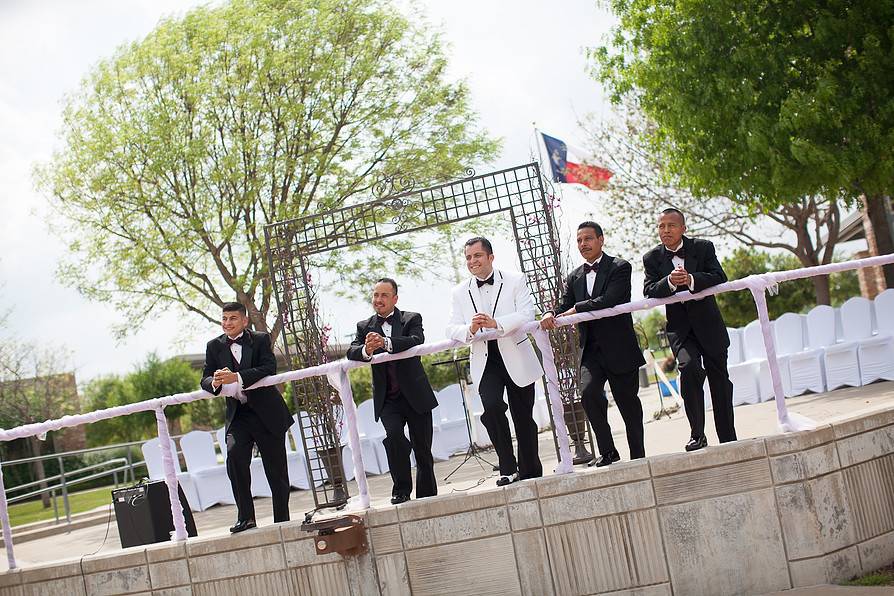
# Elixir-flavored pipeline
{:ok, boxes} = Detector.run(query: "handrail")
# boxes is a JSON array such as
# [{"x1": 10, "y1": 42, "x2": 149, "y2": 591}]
[
  {"x1": 0, "y1": 252, "x2": 892, "y2": 570},
  {"x1": 5, "y1": 458, "x2": 129, "y2": 496}
]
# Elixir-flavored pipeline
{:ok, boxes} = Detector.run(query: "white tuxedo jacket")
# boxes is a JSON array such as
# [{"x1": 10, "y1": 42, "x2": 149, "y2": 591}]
[{"x1": 445, "y1": 269, "x2": 544, "y2": 389}]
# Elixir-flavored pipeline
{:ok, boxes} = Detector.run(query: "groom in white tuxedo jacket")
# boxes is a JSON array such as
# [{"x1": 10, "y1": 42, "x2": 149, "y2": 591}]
[{"x1": 446, "y1": 237, "x2": 544, "y2": 485}]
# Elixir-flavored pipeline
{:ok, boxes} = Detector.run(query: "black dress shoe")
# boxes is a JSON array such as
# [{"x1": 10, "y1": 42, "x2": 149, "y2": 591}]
[
  {"x1": 588, "y1": 450, "x2": 621, "y2": 468},
  {"x1": 390, "y1": 494, "x2": 410, "y2": 505},
  {"x1": 229, "y1": 519, "x2": 256, "y2": 533},
  {"x1": 685, "y1": 436, "x2": 708, "y2": 452},
  {"x1": 496, "y1": 473, "x2": 519, "y2": 486}
]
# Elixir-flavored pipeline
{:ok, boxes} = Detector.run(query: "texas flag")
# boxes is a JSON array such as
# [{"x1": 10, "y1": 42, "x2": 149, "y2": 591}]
[{"x1": 541, "y1": 133, "x2": 612, "y2": 191}]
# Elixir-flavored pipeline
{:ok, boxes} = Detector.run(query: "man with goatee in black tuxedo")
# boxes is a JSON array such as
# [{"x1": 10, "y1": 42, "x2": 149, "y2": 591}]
[
  {"x1": 642, "y1": 208, "x2": 737, "y2": 451},
  {"x1": 346, "y1": 278, "x2": 438, "y2": 505},
  {"x1": 541, "y1": 221, "x2": 645, "y2": 467},
  {"x1": 201, "y1": 302, "x2": 293, "y2": 533}
]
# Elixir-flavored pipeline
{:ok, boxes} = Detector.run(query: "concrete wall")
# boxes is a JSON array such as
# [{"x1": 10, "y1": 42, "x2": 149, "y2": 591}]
[{"x1": 1, "y1": 407, "x2": 893, "y2": 596}]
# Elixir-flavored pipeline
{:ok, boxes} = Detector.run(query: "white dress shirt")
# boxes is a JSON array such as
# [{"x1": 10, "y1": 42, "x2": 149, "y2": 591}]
[
  {"x1": 361, "y1": 312, "x2": 395, "y2": 360},
  {"x1": 665, "y1": 241, "x2": 696, "y2": 292},
  {"x1": 468, "y1": 273, "x2": 502, "y2": 340},
  {"x1": 584, "y1": 255, "x2": 603, "y2": 296}
]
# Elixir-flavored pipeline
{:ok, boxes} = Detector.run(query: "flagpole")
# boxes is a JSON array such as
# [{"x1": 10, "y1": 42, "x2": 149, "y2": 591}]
[{"x1": 532, "y1": 122, "x2": 548, "y2": 179}]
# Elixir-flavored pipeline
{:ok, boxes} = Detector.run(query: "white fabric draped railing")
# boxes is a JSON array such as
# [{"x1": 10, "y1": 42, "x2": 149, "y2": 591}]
[{"x1": 0, "y1": 252, "x2": 892, "y2": 570}]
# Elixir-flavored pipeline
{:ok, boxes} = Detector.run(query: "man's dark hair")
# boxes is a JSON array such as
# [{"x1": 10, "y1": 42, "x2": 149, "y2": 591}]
[
  {"x1": 222, "y1": 302, "x2": 246, "y2": 315},
  {"x1": 464, "y1": 236, "x2": 493, "y2": 255},
  {"x1": 660, "y1": 207, "x2": 686, "y2": 224},
  {"x1": 578, "y1": 221, "x2": 604, "y2": 237},
  {"x1": 376, "y1": 277, "x2": 398, "y2": 294}
]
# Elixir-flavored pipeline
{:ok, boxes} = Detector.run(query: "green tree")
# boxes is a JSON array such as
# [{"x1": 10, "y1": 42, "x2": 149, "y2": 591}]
[
  {"x1": 581, "y1": 100, "x2": 849, "y2": 305},
  {"x1": 130, "y1": 354, "x2": 201, "y2": 435},
  {"x1": 82, "y1": 376, "x2": 144, "y2": 447},
  {"x1": 0, "y1": 343, "x2": 76, "y2": 507},
  {"x1": 594, "y1": 0, "x2": 894, "y2": 286},
  {"x1": 717, "y1": 247, "x2": 860, "y2": 327},
  {"x1": 37, "y1": 0, "x2": 498, "y2": 340}
]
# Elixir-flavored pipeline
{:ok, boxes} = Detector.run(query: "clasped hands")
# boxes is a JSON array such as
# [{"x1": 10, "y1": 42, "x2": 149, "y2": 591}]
[
  {"x1": 364, "y1": 332, "x2": 386, "y2": 355},
  {"x1": 213, "y1": 367, "x2": 238, "y2": 386},
  {"x1": 468, "y1": 312, "x2": 498, "y2": 335},
  {"x1": 669, "y1": 266, "x2": 690, "y2": 288}
]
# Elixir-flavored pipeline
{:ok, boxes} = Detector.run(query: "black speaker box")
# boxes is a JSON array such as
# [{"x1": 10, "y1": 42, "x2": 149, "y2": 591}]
[{"x1": 112, "y1": 480, "x2": 198, "y2": 548}]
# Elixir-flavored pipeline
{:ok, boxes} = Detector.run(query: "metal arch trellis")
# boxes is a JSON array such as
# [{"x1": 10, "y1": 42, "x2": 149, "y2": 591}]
[{"x1": 264, "y1": 162, "x2": 587, "y2": 510}]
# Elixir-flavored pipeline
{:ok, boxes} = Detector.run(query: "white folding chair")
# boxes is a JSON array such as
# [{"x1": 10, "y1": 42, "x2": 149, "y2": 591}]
[
  {"x1": 841, "y1": 296, "x2": 894, "y2": 384},
  {"x1": 213, "y1": 427, "x2": 271, "y2": 498},
  {"x1": 430, "y1": 384, "x2": 472, "y2": 458},
  {"x1": 776, "y1": 312, "x2": 825, "y2": 396},
  {"x1": 179, "y1": 431, "x2": 238, "y2": 507},
  {"x1": 141, "y1": 438, "x2": 202, "y2": 512},
  {"x1": 726, "y1": 326, "x2": 762, "y2": 405},
  {"x1": 289, "y1": 414, "x2": 328, "y2": 486},
  {"x1": 532, "y1": 381, "x2": 552, "y2": 431},
  {"x1": 466, "y1": 383, "x2": 492, "y2": 447},
  {"x1": 874, "y1": 288, "x2": 894, "y2": 335},
  {"x1": 283, "y1": 421, "x2": 312, "y2": 490},
  {"x1": 810, "y1": 305, "x2": 861, "y2": 389},
  {"x1": 354, "y1": 399, "x2": 389, "y2": 475}
]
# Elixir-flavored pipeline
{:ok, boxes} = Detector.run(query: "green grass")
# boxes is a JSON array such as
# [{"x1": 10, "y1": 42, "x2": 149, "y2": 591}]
[
  {"x1": 842, "y1": 564, "x2": 894, "y2": 586},
  {"x1": 8, "y1": 485, "x2": 115, "y2": 528}
]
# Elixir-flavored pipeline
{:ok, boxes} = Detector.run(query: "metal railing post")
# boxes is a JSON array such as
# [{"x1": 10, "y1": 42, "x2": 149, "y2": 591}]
[
  {"x1": 51, "y1": 488, "x2": 59, "y2": 524},
  {"x1": 57, "y1": 455, "x2": 71, "y2": 525}
]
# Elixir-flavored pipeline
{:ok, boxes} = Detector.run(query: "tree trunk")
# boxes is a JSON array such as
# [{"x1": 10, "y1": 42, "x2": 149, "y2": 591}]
[
  {"x1": 864, "y1": 194, "x2": 894, "y2": 288},
  {"x1": 811, "y1": 275, "x2": 832, "y2": 306},
  {"x1": 28, "y1": 436, "x2": 51, "y2": 509}
]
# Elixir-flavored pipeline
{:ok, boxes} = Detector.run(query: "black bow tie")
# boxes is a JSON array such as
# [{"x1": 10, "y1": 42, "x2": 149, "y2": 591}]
[
  {"x1": 583, "y1": 262, "x2": 599, "y2": 274},
  {"x1": 476, "y1": 275, "x2": 494, "y2": 287},
  {"x1": 226, "y1": 335, "x2": 244, "y2": 346},
  {"x1": 376, "y1": 314, "x2": 394, "y2": 326},
  {"x1": 666, "y1": 247, "x2": 685, "y2": 260}
]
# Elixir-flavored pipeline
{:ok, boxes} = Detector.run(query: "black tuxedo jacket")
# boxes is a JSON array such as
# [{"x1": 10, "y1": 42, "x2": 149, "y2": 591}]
[
  {"x1": 642, "y1": 236, "x2": 730, "y2": 355},
  {"x1": 554, "y1": 254, "x2": 646, "y2": 374},
  {"x1": 201, "y1": 329, "x2": 292, "y2": 435},
  {"x1": 346, "y1": 308, "x2": 438, "y2": 421}
]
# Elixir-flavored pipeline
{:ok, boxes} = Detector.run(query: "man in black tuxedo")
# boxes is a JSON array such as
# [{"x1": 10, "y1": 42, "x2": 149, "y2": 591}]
[
  {"x1": 541, "y1": 221, "x2": 645, "y2": 467},
  {"x1": 643, "y1": 208, "x2": 737, "y2": 451},
  {"x1": 201, "y1": 302, "x2": 293, "y2": 533},
  {"x1": 346, "y1": 278, "x2": 438, "y2": 504}
]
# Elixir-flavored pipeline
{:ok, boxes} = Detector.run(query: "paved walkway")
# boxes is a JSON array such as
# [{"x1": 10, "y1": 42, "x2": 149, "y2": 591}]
[
  {"x1": 764, "y1": 587, "x2": 894, "y2": 595},
  {"x1": 2, "y1": 380, "x2": 894, "y2": 575}
]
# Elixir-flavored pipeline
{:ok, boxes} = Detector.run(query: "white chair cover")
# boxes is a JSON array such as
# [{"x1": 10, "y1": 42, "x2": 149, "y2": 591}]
[
  {"x1": 466, "y1": 383, "x2": 492, "y2": 447},
  {"x1": 213, "y1": 428, "x2": 271, "y2": 498},
  {"x1": 355, "y1": 399, "x2": 388, "y2": 475},
  {"x1": 875, "y1": 288, "x2": 894, "y2": 334},
  {"x1": 841, "y1": 296, "x2": 894, "y2": 384},
  {"x1": 141, "y1": 438, "x2": 202, "y2": 512},
  {"x1": 728, "y1": 325, "x2": 762, "y2": 405},
  {"x1": 179, "y1": 431, "x2": 238, "y2": 507},
  {"x1": 430, "y1": 384, "x2": 472, "y2": 458},
  {"x1": 809, "y1": 304, "x2": 861, "y2": 389},
  {"x1": 777, "y1": 312, "x2": 826, "y2": 396},
  {"x1": 283, "y1": 422, "x2": 312, "y2": 490}
]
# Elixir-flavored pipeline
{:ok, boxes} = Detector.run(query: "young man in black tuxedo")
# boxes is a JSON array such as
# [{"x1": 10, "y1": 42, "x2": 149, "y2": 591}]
[
  {"x1": 642, "y1": 208, "x2": 737, "y2": 451},
  {"x1": 541, "y1": 221, "x2": 646, "y2": 467},
  {"x1": 346, "y1": 278, "x2": 438, "y2": 504},
  {"x1": 201, "y1": 302, "x2": 293, "y2": 533}
]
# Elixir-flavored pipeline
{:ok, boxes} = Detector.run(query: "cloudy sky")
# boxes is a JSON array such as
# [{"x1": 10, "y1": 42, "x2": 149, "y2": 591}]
[{"x1": 0, "y1": 0, "x2": 618, "y2": 383}]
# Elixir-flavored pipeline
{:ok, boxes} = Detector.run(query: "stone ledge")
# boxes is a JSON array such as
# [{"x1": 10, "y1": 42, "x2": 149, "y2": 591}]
[
  {"x1": 766, "y1": 424, "x2": 836, "y2": 456},
  {"x1": 186, "y1": 523, "x2": 282, "y2": 557},
  {"x1": 653, "y1": 458, "x2": 771, "y2": 505},
  {"x1": 770, "y1": 442, "x2": 841, "y2": 484},
  {"x1": 831, "y1": 408, "x2": 894, "y2": 439},
  {"x1": 536, "y1": 459, "x2": 649, "y2": 498},
  {"x1": 648, "y1": 438, "x2": 767, "y2": 477},
  {"x1": 395, "y1": 488, "x2": 506, "y2": 522}
]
